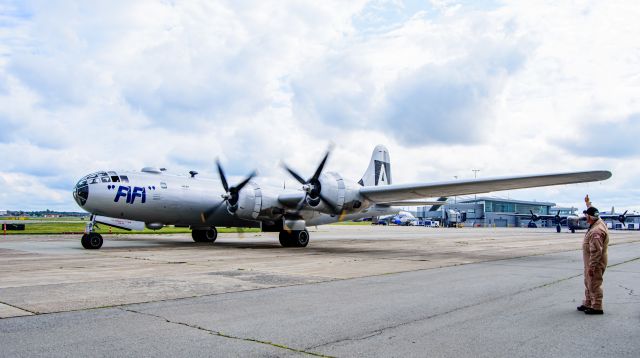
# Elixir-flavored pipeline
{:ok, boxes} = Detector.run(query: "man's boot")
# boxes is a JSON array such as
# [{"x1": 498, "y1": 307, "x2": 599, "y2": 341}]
[{"x1": 584, "y1": 307, "x2": 604, "y2": 315}]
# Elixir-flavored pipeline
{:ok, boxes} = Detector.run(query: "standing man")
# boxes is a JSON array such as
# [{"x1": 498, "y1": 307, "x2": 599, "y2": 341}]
[{"x1": 577, "y1": 203, "x2": 609, "y2": 315}]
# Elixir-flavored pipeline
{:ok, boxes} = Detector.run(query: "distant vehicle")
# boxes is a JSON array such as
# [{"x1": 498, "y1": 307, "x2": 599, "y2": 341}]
[
  {"x1": 391, "y1": 211, "x2": 418, "y2": 226},
  {"x1": 444, "y1": 209, "x2": 466, "y2": 227},
  {"x1": 423, "y1": 220, "x2": 440, "y2": 228}
]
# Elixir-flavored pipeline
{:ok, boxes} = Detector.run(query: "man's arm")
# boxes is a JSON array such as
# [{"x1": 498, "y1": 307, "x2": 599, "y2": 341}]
[{"x1": 589, "y1": 232, "x2": 605, "y2": 268}]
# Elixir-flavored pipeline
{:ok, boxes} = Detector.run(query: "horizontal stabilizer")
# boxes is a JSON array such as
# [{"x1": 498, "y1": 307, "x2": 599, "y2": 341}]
[{"x1": 95, "y1": 215, "x2": 145, "y2": 231}]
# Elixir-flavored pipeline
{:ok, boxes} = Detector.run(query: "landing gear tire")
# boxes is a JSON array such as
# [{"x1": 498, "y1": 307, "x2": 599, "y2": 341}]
[
  {"x1": 556, "y1": 225, "x2": 561, "y2": 233},
  {"x1": 192, "y1": 227, "x2": 218, "y2": 243},
  {"x1": 278, "y1": 231, "x2": 292, "y2": 247},
  {"x1": 571, "y1": 228, "x2": 575, "y2": 233},
  {"x1": 279, "y1": 230, "x2": 309, "y2": 248},
  {"x1": 81, "y1": 233, "x2": 103, "y2": 250}
]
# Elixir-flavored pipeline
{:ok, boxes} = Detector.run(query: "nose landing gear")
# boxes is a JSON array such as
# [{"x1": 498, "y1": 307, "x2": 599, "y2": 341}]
[
  {"x1": 81, "y1": 215, "x2": 103, "y2": 249},
  {"x1": 81, "y1": 232, "x2": 103, "y2": 249}
]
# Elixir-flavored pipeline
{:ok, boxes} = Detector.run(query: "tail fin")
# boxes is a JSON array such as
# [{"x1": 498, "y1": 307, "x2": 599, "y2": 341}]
[{"x1": 358, "y1": 145, "x2": 392, "y2": 186}]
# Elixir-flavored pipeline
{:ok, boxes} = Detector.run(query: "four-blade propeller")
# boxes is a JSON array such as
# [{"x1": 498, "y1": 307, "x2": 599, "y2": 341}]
[
  {"x1": 200, "y1": 160, "x2": 257, "y2": 223},
  {"x1": 281, "y1": 148, "x2": 339, "y2": 214},
  {"x1": 529, "y1": 210, "x2": 540, "y2": 222}
]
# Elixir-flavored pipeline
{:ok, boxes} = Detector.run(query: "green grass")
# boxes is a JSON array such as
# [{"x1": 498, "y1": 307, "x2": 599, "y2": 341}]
[
  {"x1": 0, "y1": 222, "x2": 259, "y2": 235},
  {"x1": 0, "y1": 217, "x2": 369, "y2": 235}
]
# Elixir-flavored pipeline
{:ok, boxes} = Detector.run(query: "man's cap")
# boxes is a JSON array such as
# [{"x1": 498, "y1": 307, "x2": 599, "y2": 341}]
[{"x1": 583, "y1": 207, "x2": 599, "y2": 217}]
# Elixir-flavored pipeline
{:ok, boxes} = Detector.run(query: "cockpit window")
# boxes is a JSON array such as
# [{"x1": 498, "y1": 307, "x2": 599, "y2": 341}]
[
  {"x1": 82, "y1": 171, "x2": 112, "y2": 185},
  {"x1": 108, "y1": 171, "x2": 120, "y2": 182},
  {"x1": 120, "y1": 175, "x2": 129, "y2": 183}
]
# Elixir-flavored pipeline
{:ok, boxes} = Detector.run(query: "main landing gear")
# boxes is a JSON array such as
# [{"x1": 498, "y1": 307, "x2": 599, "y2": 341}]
[
  {"x1": 192, "y1": 227, "x2": 218, "y2": 243},
  {"x1": 279, "y1": 229, "x2": 309, "y2": 247},
  {"x1": 81, "y1": 215, "x2": 103, "y2": 249}
]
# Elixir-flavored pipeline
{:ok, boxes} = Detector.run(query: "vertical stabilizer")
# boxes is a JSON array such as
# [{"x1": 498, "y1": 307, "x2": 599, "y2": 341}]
[{"x1": 358, "y1": 145, "x2": 392, "y2": 186}]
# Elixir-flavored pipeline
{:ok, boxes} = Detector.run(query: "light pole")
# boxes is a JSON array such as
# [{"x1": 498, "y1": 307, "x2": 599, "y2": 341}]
[
  {"x1": 472, "y1": 169, "x2": 480, "y2": 202},
  {"x1": 453, "y1": 176, "x2": 458, "y2": 204}
]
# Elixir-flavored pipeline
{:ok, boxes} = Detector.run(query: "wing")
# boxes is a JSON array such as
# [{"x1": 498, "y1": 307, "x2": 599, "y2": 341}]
[{"x1": 359, "y1": 171, "x2": 611, "y2": 203}]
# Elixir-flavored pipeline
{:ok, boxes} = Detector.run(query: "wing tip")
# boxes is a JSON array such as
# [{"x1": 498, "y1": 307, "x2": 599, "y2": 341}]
[{"x1": 593, "y1": 170, "x2": 612, "y2": 181}]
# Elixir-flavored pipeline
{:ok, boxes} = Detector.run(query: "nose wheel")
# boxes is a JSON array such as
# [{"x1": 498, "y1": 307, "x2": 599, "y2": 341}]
[
  {"x1": 81, "y1": 233, "x2": 103, "y2": 249},
  {"x1": 279, "y1": 229, "x2": 309, "y2": 247},
  {"x1": 81, "y1": 214, "x2": 103, "y2": 249}
]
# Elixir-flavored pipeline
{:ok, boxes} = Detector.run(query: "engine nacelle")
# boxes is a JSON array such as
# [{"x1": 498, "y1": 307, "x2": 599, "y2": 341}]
[
  {"x1": 233, "y1": 182, "x2": 263, "y2": 220},
  {"x1": 300, "y1": 172, "x2": 343, "y2": 214}
]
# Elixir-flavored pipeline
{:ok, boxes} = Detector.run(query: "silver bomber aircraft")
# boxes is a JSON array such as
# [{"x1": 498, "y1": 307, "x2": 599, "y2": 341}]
[{"x1": 72, "y1": 145, "x2": 612, "y2": 249}]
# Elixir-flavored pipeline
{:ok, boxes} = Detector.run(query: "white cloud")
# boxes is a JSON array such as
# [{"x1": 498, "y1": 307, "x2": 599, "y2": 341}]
[{"x1": 0, "y1": 0, "x2": 639, "y2": 212}]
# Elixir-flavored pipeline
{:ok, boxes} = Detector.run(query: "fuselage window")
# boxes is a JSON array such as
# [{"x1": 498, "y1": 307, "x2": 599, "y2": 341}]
[
  {"x1": 160, "y1": 182, "x2": 167, "y2": 189},
  {"x1": 120, "y1": 175, "x2": 129, "y2": 183}
]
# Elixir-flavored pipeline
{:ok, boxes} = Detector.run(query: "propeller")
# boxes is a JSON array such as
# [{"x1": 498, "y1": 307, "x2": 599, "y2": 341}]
[
  {"x1": 529, "y1": 210, "x2": 541, "y2": 222},
  {"x1": 618, "y1": 210, "x2": 628, "y2": 224},
  {"x1": 281, "y1": 147, "x2": 339, "y2": 214},
  {"x1": 200, "y1": 160, "x2": 257, "y2": 223},
  {"x1": 553, "y1": 211, "x2": 563, "y2": 225}
]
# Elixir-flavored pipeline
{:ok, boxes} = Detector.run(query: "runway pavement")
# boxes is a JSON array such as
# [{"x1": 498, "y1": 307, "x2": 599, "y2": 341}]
[{"x1": 1, "y1": 226, "x2": 639, "y2": 357}]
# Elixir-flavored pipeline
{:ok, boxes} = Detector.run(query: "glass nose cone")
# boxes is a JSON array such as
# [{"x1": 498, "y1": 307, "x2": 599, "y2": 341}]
[{"x1": 73, "y1": 180, "x2": 89, "y2": 206}]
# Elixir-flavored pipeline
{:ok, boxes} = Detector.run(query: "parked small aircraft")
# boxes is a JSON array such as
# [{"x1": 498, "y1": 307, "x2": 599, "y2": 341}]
[
  {"x1": 565, "y1": 207, "x2": 640, "y2": 233},
  {"x1": 73, "y1": 145, "x2": 611, "y2": 249},
  {"x1": 517, "y1": 210, "x2": 566, "y2": 231}
]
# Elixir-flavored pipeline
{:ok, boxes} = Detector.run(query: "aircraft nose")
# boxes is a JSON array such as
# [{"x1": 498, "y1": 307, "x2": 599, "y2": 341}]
[{"x1": 73, "y1": 179, "x2": 89, "y2": 207}]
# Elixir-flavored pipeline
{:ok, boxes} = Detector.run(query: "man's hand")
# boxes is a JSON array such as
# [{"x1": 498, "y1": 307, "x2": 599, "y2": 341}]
[{"x1": 584, "y1": 194, "x2": 591, "y2": 208}]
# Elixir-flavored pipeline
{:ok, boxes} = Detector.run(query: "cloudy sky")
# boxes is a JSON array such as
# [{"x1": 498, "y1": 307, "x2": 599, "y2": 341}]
[{"x1": 1, "y1": 0, "x2": 639, "y2": 213}]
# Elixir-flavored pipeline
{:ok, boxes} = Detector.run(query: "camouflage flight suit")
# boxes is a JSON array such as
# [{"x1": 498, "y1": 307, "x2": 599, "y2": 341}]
[{"x1": 582, "y1": 218, "x2": 609, "y2": 310}]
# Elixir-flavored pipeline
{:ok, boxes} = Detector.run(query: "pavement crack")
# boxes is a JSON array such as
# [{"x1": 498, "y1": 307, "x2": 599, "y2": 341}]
[
  {"x1": 0, "y1": 300, "x2": 37, "y2": 315},
  {"x1": 308, "y1": 272, "x2": 585, "y2": 350},
  {"x1": 607, "y1": 256, "x2": 640, "y2": 268},
  {"x1": 618, "y1": 284, "x2": 636, "y2": 296},
  {"x1": 120, "y1": 308, "x2": 334, "y2": 357}
]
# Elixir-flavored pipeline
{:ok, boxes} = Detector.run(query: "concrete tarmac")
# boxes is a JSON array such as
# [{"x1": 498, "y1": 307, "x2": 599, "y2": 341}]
[{"x1": 1, "y1": 226, "x2": 639, "y2": 357}]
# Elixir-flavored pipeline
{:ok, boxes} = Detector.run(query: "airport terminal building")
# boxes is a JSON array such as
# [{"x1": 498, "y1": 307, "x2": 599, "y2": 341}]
[{"x1": 416, "y1": 197, "x2": 567, "y2": 227}]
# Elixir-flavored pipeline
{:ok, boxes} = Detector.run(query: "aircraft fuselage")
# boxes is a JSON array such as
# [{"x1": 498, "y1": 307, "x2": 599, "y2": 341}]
[{"x1": 73, "y1": 170, "x2": 395, "y2": 230}]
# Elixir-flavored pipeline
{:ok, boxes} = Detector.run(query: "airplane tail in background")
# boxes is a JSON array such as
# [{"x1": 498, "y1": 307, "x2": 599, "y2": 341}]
[{"x1": 358, "y1": 145, "x2": 392, "y2": 186}]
